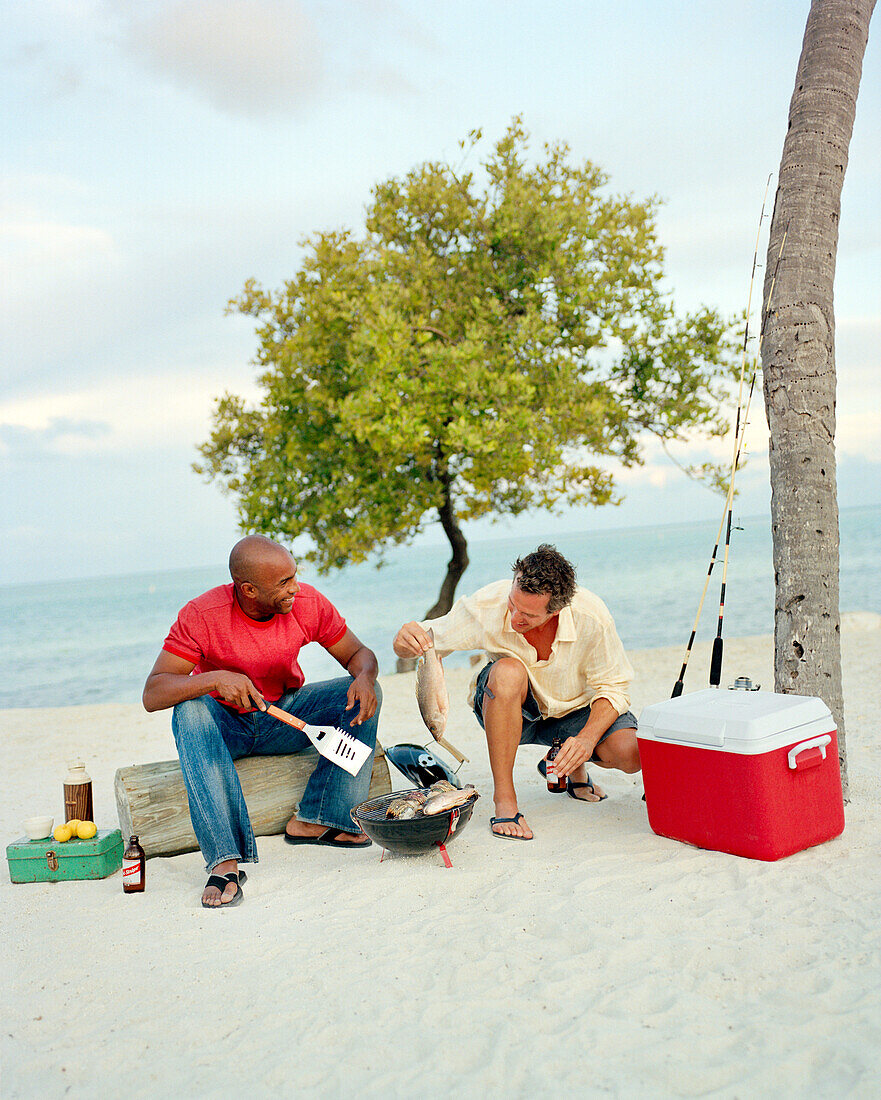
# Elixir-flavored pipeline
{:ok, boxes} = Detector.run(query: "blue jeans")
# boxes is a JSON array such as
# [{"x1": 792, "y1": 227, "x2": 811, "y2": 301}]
[{"x1": 171, "y1": 677, "x2": 381, "y2": 872}]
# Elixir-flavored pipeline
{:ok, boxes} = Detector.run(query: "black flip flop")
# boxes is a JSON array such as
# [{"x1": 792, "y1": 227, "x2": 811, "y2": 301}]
[
  {"x1": 284, "y1": 827, "x2": 372, "y2": 848},
  {"x1": 567, "y1": 776, "x2": 607, "y2": 802},
  {"x1": 536, "y1": 758, "x2": 566, "y2": 790},
  {"x1": 201, "y1": 869, "x2": 247, "y2": 909},
  {"x1": 489, "y1": 813, "x2": 532, "y2": 841}
]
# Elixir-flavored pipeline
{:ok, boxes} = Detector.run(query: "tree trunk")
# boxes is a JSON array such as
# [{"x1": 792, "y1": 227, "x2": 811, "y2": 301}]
[
  {"x1": 395, "y1": 481, "x2": 470, "y2": 672},
  {"x1": 761, "y1": 0, "x2": 875, "y2": 796},
  {"x1": 423, "y1": 493, "x2": 470, "y2": 620}
]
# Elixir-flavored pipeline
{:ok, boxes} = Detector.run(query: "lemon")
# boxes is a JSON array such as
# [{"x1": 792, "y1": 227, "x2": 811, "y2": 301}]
[
  {"x1": 67, "y1": 819, "x2": 80, "y2": 836},
  {"x1": 53, "y1": 823, "x2": 72, "y2": 843},
  {"x1": 76, "y1": 820, "x2": 97, "y2": 840}
]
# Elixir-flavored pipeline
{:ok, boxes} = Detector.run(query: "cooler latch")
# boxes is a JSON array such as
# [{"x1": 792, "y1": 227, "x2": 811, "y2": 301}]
[
  {"x1": 787, "y1": 735, "x2": 832, "y2": 771},
  {"x1": 46, "y1": 851, "x2": 58, "y2": 871}
]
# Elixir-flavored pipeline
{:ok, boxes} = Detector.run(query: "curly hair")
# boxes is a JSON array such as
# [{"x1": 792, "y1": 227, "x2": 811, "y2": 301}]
[{"x1": 511, "y1": 544, "x2": 577, "y2": 614}]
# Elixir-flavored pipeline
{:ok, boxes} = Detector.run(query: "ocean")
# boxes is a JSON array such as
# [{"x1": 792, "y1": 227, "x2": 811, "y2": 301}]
[{"x1": 3, "y1": 504, "x2": 879, "y2": 709}]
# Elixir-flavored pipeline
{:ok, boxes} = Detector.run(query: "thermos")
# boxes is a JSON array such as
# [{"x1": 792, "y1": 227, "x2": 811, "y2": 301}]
[{"x1": 64, "y1": 759, "x2": 94, "y2": 822}]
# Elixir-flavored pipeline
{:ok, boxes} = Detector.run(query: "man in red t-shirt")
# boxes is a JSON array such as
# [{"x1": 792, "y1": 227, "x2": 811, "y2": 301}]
[{"x1": 144, "y1": 535, "x2": 381, "y2": 909}]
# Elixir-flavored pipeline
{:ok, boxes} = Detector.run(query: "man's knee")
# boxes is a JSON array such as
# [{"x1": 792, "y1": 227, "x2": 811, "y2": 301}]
[
  {"x1": 596, "y1": 729, "x2": 641, "y2": 773},
  {"x1": 486, "y1": 658, "x2": 528, "y2": 702},
  {"x1": 172, "y1": 697, "x2": 221, "y2": 745},
  {"x1": 616, "y1": 732, "x2": 641, "y2": 774}
]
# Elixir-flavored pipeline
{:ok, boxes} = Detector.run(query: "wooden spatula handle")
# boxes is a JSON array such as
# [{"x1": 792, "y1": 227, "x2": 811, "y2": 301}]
[{"x1": 264, "y1": 704, "x2": 306, "y2": 731}]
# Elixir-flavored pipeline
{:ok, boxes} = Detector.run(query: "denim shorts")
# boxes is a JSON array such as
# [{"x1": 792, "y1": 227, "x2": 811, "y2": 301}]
[{"x1": 472, "y1": 660, "x2": 638, "y2": 762}]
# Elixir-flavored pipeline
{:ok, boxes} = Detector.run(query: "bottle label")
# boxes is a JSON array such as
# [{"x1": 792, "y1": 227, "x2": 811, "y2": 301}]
[{"x1": 123, "y1": 858, "x2": 142, "y2": 886}]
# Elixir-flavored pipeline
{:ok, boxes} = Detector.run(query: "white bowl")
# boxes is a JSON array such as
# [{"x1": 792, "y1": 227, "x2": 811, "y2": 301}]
[{"x1": 23, "y1": 816, "x2": 54, "y2": 840}]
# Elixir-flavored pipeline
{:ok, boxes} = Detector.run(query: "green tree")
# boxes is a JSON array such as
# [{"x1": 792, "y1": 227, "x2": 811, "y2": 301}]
[{"x1": 198, "y1": 120, "x2": 737, "y2": 621}]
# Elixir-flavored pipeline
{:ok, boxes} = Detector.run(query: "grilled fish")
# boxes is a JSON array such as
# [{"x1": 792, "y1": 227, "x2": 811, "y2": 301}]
[
  {"x1": 415, "y1": 638, "x2": 449, "y2": 740},
  {"x1": 385, "y1": 797, "x2": 419, "y2": 820},
  {"x1": 429, "y1": 779, "x2": 457, "y2": 795},
  {"x1": 422, "y1": 784, "x2": 478, "y2": 816}
]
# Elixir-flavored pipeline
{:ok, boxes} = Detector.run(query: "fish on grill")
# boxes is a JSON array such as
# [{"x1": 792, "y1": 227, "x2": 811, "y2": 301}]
[
  {"x1": 422, "y1": 784, "x2": 478, "y2": 816},
  {"x1": 384, "y1": 791, "x2": 427, "y2": 819},
  {"x1": 428, "y1": 780, "x2": 457, "y2": 795}
]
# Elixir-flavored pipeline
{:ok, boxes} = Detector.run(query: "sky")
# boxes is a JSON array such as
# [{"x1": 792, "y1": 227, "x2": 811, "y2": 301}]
[{"x1": 2, "y1": 0, "x2": 880, "y2": 586}]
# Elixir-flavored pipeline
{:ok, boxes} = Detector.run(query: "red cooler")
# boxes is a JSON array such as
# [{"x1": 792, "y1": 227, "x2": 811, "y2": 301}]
[{"x1": 637, "y1": 687, "x2": 845, "y2": 861}]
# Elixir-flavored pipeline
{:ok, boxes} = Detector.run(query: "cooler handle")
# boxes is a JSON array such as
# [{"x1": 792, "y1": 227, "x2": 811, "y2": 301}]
[{"x1": 787, "y1": 735, "x2": 832, "y2": 770}]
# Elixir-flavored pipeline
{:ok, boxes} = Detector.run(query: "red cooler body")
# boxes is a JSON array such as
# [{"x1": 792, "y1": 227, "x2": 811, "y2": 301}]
[{"x1": 637, "y1": 688, "x2": 845, "y2": 861}]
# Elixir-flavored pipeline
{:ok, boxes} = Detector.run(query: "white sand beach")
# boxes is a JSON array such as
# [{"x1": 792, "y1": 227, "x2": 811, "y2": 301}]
[{"x1": 3, "y1": 616, "x2": 880, "y2": 1099}]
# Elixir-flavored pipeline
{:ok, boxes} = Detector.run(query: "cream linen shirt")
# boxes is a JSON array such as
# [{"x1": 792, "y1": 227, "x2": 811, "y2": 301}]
[{"x1": 421, "y1": 579, "x2": 633, "y2": 719}]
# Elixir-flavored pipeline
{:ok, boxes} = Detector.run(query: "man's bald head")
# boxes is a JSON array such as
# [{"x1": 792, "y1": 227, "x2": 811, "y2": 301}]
[
  {"x1": 229, "y1": 535, "x2": 291, "y2": 587},
  {"x1": 228, "y1": 536, "x2": 300, "y2": 619}
]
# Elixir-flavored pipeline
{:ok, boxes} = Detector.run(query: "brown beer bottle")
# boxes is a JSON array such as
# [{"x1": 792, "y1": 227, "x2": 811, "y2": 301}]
[
  {"x1": 546, "y1": 737, "x2": 567, "y2": 793},
  {"x1": 122, "y1": 835, "x2": 146, "y2": 893}
]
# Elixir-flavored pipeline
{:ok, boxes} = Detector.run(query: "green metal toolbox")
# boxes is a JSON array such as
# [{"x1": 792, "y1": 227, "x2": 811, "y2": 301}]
[{"x1": 6, "y1": 828, "x2": 123, "y2": 884}]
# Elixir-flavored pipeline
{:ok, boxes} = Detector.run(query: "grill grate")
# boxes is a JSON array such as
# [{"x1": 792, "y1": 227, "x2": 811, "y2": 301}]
[{"x1": 353, "y1": 788, "x2": 477, "y2": 823}]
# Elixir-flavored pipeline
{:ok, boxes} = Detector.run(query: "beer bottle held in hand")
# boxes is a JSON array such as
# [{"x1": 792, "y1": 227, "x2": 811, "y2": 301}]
[
  {"x1": 546, "y1": 737, "x2": 566, "y2": 793},
  {"x1": 123, "y1": 835, "x2": 146, "y2": 893}
]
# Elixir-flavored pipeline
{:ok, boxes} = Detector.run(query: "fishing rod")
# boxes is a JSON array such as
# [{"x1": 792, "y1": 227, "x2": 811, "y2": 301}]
[
  {"x1": 672, "y1": 179, "x2": 773, "y2": 697},
  {"x1": 708, "y1": 221, "x2": 788, "y2": 687}
]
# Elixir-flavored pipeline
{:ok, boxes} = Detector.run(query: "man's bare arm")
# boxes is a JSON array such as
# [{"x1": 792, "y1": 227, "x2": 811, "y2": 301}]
[{"x1": 142, "y1": 650, "x2": 265, "y2": 713}]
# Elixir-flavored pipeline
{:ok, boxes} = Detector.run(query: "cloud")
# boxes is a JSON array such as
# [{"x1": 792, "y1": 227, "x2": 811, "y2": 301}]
[
  {"x1": 0, "y1": 417, "x2": 111, "y2": 459},
  {"x1": 0, "y1": 369, "x2": 261, "y2": 457},
  {"x1": 0, "y1": 218, "x2": 115, "y2": 260},
  {"x1": 118, "y1": 0, "x2": 323, "y2": 117},
  {"x1": 837, "y1": 411, "x2": 881, "y2": 459}
]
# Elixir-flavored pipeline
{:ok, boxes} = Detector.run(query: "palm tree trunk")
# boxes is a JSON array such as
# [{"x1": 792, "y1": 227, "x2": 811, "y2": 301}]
[{"x1": 761, "y1": 0, "x2": 876, "y2": 796}]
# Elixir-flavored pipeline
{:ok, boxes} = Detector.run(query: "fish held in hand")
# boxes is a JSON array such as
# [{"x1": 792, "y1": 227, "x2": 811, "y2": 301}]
[
  {"x1": 422, "y1": 784, "x2": 479, "y2": 816},
  {"x1": 415, "y1": 639, "x2": 450, "y2": 740}
]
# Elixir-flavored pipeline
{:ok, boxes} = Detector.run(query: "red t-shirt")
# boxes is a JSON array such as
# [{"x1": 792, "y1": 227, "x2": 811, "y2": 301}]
[{"x1": 163, "y1": 583, "x2": 347, "y2": 705}]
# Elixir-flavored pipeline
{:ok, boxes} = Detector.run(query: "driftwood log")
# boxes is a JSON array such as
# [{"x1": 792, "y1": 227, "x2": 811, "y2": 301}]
[{"x1": 114, "y1": 745, "x2": 391, "y2": 858}]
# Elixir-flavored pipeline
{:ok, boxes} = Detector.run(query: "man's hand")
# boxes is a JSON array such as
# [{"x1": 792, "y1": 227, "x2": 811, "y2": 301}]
[
  {"x1": 211, "y1": 671, "x2": 266, "y2": 712},
  {"x1": 344, "y1": 672, "x2": 377, "y2": 725},
  {"x1": 325, "y1": 630, "x2": 379, "y2": 726},
  {"x1": 393, "y1": 621, "x2": 433, "y2": 658},
  {"x1": 552, "y1": 698, "x2": 618, "y2": 777},
  {"x1": 552, "y1": 734, "x2": 598, "y2": 779}
]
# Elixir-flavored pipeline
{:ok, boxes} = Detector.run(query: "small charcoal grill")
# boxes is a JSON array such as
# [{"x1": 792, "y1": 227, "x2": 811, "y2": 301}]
[{"x1": 351, "y1": 787, "x2": 478, "y2": 859}]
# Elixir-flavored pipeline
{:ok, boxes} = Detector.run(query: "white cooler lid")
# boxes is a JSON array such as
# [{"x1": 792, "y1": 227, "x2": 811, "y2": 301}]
[{"x1": 637, "y1": 688, "x2": 834, "y2": 754}]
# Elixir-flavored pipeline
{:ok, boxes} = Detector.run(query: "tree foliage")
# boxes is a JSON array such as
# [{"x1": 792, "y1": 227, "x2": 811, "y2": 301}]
[{"x1": 198, "y1": 120, "x2": 738, "y2": 615}]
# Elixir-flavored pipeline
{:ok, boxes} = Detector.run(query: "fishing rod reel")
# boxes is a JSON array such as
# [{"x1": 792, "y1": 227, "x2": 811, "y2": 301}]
[{"x1": 729, "y1": 676, "x2": 761, "y2": 691}]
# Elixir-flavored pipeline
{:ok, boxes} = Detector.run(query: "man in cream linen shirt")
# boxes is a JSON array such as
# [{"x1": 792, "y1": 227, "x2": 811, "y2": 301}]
[{"x1": 393, "y1": 544, "x2": 639, "y2": 840}]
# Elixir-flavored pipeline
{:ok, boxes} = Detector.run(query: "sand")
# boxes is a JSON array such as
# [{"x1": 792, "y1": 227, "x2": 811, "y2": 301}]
[{"x1": 2, "y1": 615, "x2": 880, "y2": 1099}]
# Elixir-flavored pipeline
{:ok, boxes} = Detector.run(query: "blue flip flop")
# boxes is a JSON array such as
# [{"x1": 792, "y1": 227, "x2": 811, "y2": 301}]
[
  {"x1": 490, "y1": 813, "x2": 532, "y2": 841},
  {"x1": 567, "y1": 776, "x2": 607, "y2": 802}
]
